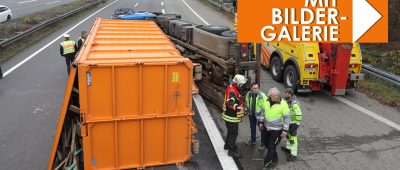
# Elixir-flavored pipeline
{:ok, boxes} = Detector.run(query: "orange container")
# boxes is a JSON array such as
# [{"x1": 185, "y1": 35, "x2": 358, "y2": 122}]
[{"x1": 75, "y1": 18, "x2": 194, "y2": 169}]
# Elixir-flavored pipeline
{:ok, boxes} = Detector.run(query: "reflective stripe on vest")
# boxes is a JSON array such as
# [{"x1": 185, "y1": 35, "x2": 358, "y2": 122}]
[
  {"x1": 61, "y1": 40, "x2": 76, "y2": 55},
  {"x1": 264, "y1": 99, "x2": 290, "y2": 121},
  {"x1": 290, "y1": 102, "x2": 302, "y2": 124},
  {"x1": 222, "y1": 84, "x2": 242, "y2": 123},
  {"x1": 222, "y1": 112, "x2": 241, "y2": 123},
  {"x1": 79, "y1": 37, "x2": 85, "y2": 45},
  {"x1": 245, "y1": 91, "x2": 265, "y2": 114}
]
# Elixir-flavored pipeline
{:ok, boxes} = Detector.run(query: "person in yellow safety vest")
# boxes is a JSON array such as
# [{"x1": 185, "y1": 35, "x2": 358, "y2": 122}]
[
  {"x1": 245, "y1": 83, "x2": 267, "y2": 151},
  {"x1": 60, "y1": 34, "x2": 77, "y2": 74},
  {"x1": 222, "y1": 74, "x2": 247, "y2": 159},
  {"x1": 281, "y1": 88, "x2": 303, "y2": 162},
  {"x1": 257, "y1": 87, "x2": 291, "y2": 170},
  {"x1": 77, "y1": 31, "x2": 87, "y2": 51}
]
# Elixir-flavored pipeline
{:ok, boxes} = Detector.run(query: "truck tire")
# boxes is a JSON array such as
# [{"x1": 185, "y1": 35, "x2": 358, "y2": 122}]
[
  {"x1": 221, "y1": 30, "x2": 237, "y2": 38},
  {"x1": 284, "y1": 65, "x2": 299, "y2": 91},
  {"x1": 199, "y1": 25, "x2": 230, "y2": 35},
  {"x1": 271, "y1": 57, "x2": 283, "y2": 81}
]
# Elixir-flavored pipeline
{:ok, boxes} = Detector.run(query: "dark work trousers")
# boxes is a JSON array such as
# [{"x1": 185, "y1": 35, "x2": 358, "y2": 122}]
[
  {"x1": 249, "y1": 115, "x2": 265, "y2": 144},
  {"x1": 249, "y1": 115, "x2": 257, "y2": 142},
  {"x1": 0, "y1": 66, "x2": 3, "y2": 79},
  {"x1": 263, "y1": 130, "x2": 282, "y2": 166},
  {"x1": 64, "y1": 54, "x2": 76, "y2": 74},
  {"x1": 225, "y1": 121, "x2": 239, "y2": 152}
]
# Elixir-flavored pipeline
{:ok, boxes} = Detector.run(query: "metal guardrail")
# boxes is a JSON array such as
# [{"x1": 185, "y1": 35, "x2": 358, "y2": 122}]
[
  {"x1": 0, "y1": 0, "x2": 105, "y2": 49},
  {"x1": 362, "y1": 64, "x2": 400, "y2": 87}
]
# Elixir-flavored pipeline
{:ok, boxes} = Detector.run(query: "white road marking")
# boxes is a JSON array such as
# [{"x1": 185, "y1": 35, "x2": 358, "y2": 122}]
[
  {"x1": 161, "y1": 8, "x2": 165, "y2": 14},
  {"x1": 46, "y1": 1, "x2": 61, "y2": 5},
  {"x1": 161, "y1": 1, "x2": 164, "y2": 6},
  {"x1": 183, "y1": 3, "x2": 236, "y2": 168},
  {"x1": 134, "y1": 2, "x2": 139, "y2": 7},
  {"x1": 18, "y1": 0, "x2": 37, "y2": 4},
  {"x1": 181, "y1": 0, "x2": 210, "y2": 25},
  {"x1": 333, "y1": 95, "x2": 400, "y2": 131},
  {"x1": 193, "y1": 95, "x2": 238, "y2": 170},
  {"x1": 3, "y1": 0, "x2": 120, "y2": 77}
]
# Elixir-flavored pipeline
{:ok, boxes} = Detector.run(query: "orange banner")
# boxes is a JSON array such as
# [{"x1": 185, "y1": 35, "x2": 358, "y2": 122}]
[{"x1": 237, "y1": 0, "x2": 387, "y2": 43}]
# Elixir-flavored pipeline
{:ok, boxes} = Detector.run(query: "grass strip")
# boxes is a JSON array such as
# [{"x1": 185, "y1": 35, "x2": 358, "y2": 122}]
[{"x1": 358, "y1": 74, "x2": 400, "y2": 111}]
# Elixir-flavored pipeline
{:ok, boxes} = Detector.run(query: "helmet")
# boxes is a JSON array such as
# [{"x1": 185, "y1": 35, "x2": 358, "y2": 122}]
[
  {"x1": 63, "y1": 34, "x2": 70, "y2": 38},
  {"x1": 232, "y1": 74, "x2": 247, "y2": 86}
]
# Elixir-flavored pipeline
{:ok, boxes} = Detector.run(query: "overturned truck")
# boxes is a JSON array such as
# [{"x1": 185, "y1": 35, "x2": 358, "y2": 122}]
[
  {"x1": 48, "y1": 13, "x2": 258, "y2": 169},
  {"x1": 156, "y1": 14, "x2": 259, "y2": 108}
]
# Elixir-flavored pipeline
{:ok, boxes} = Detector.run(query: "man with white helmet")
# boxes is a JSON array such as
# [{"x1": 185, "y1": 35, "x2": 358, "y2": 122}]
[
  {"x1": 60, "y1": 34, "x2": 77, "y2": 74},
  {"x1": 222, "y1": 74, "x2": 247, "y2": 159}
]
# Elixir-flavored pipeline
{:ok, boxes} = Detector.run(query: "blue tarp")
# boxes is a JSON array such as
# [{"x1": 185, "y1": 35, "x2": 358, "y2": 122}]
[{"x1": 119, "y1": 12, "x2": 156, "y2": 20}]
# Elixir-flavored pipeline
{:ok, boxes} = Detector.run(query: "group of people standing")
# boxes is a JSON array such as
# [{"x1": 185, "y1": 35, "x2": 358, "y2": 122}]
[
  {"x1": 222, "y1": 74, "x2": 303, "y2": 169},
  {"x1": 59, "y1": 31, "x2": 87, "y2": 74}
]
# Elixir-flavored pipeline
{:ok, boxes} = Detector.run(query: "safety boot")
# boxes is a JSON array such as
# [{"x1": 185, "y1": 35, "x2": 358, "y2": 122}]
[
  {"x1": 263, "y1": 161, "x2": 275, "y2": 170},
  {"x1": 263, "y1": 163, "x2": 271, "y2": 170},
  {"x1": 287, "y1": 155, "x2": 297, "y2": 162},
  {"x1": 228, "y1": 151, "x2": 242, "y2": 159},
  {"x1": 281, "y1": 146, "x2": 290, "y2": 154},
  {"x1": 258, "y1": 144, "x2": 265, "y2": 151},
  {"x1": 246, "y1": 139, "x2": 256, "y2": 146}
]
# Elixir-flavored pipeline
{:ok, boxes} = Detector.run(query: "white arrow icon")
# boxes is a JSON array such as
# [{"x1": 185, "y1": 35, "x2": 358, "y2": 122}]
[{"x1": 352, "y1": 0, "x2": 382, "y2": 42}]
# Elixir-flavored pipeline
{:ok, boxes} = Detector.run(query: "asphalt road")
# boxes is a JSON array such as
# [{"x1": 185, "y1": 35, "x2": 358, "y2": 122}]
[
  {"x1": 1, "y1": 0, "x2": 79, "y2": 19},
  {"x1": 0, "y1": 0, "x2": 400, "y2": 169},
  {"x1": 0, "y1": 0, "x2": 224, "y2": 169},
  {"x1": 163, "y1": 1, "x2": 400, "y2": 170}
]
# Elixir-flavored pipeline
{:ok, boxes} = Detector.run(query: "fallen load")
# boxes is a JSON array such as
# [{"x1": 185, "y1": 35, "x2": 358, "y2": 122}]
[
  {"x1": 48, "y1": 18, "x2": 196, "y2": 170},
  {"x1": 110, "y1": 8, "x2": 158, "y2": 20}
]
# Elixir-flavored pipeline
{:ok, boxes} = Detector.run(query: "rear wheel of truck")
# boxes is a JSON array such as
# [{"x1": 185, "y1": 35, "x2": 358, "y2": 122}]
[
  {"x1": 284, "y1": 65, "x2": 299, "y2": 91},
  {"x1": 199, "y1": 25, "x2": 230, "y2": 35},
  {"x1": 271, "y1": 57, "x2": 283, "y2": 81}
]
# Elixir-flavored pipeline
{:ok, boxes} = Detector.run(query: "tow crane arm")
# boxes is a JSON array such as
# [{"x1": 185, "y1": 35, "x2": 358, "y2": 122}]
[{"x1": 319, "y1": 43, "x2": 353, "y2": 95}]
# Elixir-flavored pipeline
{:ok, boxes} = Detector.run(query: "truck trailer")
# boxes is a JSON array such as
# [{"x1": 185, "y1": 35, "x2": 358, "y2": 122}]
[
  {"x1": 48, "y1": 18, "x2": 196, "y2": 170},
  {"x1": 48, "y1": 12, "x2": 259, "y2": 169}
]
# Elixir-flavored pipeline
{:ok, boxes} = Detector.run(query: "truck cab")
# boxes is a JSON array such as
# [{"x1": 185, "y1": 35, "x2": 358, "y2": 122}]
[{"x1": 260, "y1": 42, "x2": 364, "y2": 95}]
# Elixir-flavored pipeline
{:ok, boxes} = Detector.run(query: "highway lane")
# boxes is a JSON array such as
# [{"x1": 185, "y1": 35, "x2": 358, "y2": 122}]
[
  {"x1": 0, "y1": 0, "x2": 156, "y2": 169},
  {"x1": 0, "y1": 1, "x2": 118, "y2": 169},
  {"x1": 1, "y1": 0, "x2": 79, "y2": 19},
  {"x1": 0, "y1": 0, "x2": 222, "y2": 169},
  {"x1": 132, "y1": 0, "x2": 162, "y2": 13},
  {"x1": 0, "y1": 0, "x2": 399, "y2": 169},
  {"x1": 164, "y1": 0, "x2": 232, "y2": 27}
]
